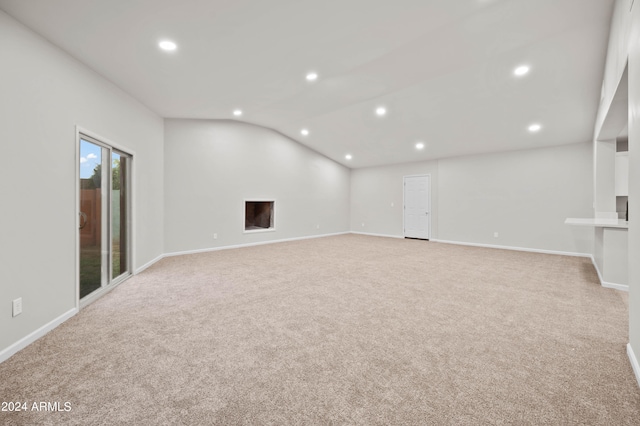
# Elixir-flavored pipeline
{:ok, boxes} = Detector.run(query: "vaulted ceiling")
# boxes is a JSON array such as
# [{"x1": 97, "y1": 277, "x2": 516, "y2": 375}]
[{"x1": 0, "y1": 0, "x2": 614, "y2": 168}]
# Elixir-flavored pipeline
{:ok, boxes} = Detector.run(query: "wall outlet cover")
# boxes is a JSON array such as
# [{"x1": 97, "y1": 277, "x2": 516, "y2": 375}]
[{"x1": 12, "y1": 297, "x2": 22, "y2": 317}]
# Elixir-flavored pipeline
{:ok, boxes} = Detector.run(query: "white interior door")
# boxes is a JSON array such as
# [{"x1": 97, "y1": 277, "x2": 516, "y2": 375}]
[{"x1": 404, "y1": 175, "x2": 430, "y2": 239}]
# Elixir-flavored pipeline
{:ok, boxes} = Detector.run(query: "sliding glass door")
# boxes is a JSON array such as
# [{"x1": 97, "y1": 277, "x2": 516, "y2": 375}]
[
  {"x1": 79, "y1": 134, "x2": 131, "y2": 300},
  {"x1": 79, "y1": 139, "x2": 106, "y2": 298},
  {"x1": 111, "y1": 150, "x2": 129, "y2": 280}
]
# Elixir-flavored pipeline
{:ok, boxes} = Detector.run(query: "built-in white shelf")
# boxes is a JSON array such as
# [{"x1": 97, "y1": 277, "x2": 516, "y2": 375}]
[{"x1": 564, "y1": 218, "x2": 628, "y2": 229}]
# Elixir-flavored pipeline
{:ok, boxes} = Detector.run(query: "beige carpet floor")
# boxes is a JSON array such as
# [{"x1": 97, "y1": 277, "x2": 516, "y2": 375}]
[{"x1": 1, "y1": 234, "x2": 639, "y2": 425}]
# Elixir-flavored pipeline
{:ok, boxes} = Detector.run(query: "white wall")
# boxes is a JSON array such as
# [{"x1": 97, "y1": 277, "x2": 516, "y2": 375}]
[
  {"x1": 163, "y1": 119, "x2": 350, "y2": 253},
  {"x1": 626, "y1": 0, "x2": 640, "y2": 382},
  {"x1": 438, "y1": 143, "x2": 594, "y2": 254},
  {"x1": 596, "y1": 0, "x2": 633, "y2": 135},
  {"x1": 595, "y1": 0, "x2": 640, "y2": 384},
  {"x1": 350, "y1": 143, "x2": 593, "y2": 255},
  {"x1": 0, "y1": 11, "x2": 164, "y2": 355},
  {"x1": 350, "y1": 161, "x2": 438, "y2": 238}
]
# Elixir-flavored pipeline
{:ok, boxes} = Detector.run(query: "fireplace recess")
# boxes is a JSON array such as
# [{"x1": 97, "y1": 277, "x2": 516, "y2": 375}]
[{"x1": 244, "y1": 200, "x2": 275, "y2": 232}]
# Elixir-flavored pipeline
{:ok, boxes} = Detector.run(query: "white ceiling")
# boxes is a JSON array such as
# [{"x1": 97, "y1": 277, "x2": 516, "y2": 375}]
[{"x1": 0, "y1": 0, "x2": 614, "y2": 168}]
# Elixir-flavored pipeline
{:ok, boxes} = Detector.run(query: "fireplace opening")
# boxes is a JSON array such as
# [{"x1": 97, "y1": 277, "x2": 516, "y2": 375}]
[{"x1": 244, "y1": 200, "x2": 275, "y2": 232}]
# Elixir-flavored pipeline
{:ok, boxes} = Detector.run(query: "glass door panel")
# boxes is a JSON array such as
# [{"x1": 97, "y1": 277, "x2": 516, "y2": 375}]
[
  {"x1": 111, "y1": 151, "x2": 129, "y2": 280},
  {"x1": 79, "y1": 139, "x2": 108, "y2": 298}
]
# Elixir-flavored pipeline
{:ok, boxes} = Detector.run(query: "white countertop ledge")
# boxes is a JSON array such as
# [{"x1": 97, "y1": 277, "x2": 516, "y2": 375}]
[{"x1": 564, "y1": 218, "x2": 629, "y2": 229}]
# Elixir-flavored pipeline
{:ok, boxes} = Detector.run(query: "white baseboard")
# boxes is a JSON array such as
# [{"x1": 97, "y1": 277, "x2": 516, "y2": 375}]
[
  {"x1": 601, "y1": 281, "x2": 629, "y2": 291},
  {"x1": 628, "y1": 343, "x2": 640, "y2": 389},
  {"x1": 590, "y1": 254, "x2": 605, "y2": 284},
  {"x1": 164, "y1": 232, "x2": 350, "y2": 258},
  {"x1": 430, "y1": 239, "x2": 592, "y2": 258},
  {"x1": 0, "y1": 308, "x2": 77, "y2": 364},
  {"x1": 134, "y1": 253, "x2": 165, "y2": 275},
  {"x1": 143, "y1": 232, "x2": 353, "y2": 271},
  {"x1": 428, "y1": 239, "x2": 629, "y2": 291},
  {"x1": 589, "y1": 255, "x2": 629, "y2": 292},
  {"x1": 350, "y1": 231, "x2": 404, "y2": 239}
]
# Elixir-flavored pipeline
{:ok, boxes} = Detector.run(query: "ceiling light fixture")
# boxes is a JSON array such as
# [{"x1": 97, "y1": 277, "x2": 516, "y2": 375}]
[
  {"x1": 159, "y1": 40, "x2": 177, "y2": 51},
  {"x1": 233, "y1": 109, "x2": 243, "y2": 117},
  {"x1": 528, "y1": 123, "x2": 541, "y2": 132},
  {"x1": 514, "y1": 65, "x2": 530, "y2": 76},
  {"x1": 301, "y1": 129, "x2": 309, "y2": 136},
  {"x1": 306, "y1": 72, "x2": 318, "y2": 81},
  {"x1": 416, "y1": 142, "x2": 425, "y2": 150},
  {"x1": 345, "y1": 154, "x2": 352, "y2": 160},
  {"x1": 375, "y1": 107, "x2": 387, "y2": 116}
]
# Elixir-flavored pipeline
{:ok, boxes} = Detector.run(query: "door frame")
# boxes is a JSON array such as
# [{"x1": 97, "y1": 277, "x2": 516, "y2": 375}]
[
  {"x1": 75, "y1": 126, "x2": 135, "y2": 309},
  {"x1": 402, "y1": 174, "x2": 431, "y2": 240}
]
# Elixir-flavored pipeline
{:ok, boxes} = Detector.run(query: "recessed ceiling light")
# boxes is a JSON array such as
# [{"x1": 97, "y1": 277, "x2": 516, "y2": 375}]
[
  {"x1": 159, "y1": 40, "x2": 177, "y2": 51},
  {"x1": 301, "y1": 129, "x2": 309, "y2": 136},
  {"x1": 345, "y1": 154, "x2": 352, "y2": 160},
  {"x1": 528, "y1": 123, "x2": 541, "y2": 132},
  {"x1": 375, "y1": 107, "x2": 387, "y2": 116},
  {"x1": 233, "y1": 109, "x2": 243, "y2": 117},
  {"x1": 306, "y1": 72, "x2": 318, "y2": 81},
  {"x1": 514, "y1": 65, "x2": 530, "y2": 76},
  {"x1": 416, "y1": 142, "x2": 425, "y2": 150}
]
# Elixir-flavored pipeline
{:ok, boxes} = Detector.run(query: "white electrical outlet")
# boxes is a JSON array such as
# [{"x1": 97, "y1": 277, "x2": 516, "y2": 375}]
[
  {"x1": 316, "y1": 224, "x2": 320, "y2": 229},
  {"x1": 494, "y1": 232, "x2": 499, "y2": 238},
  {"x1": 213, "y1": 233, "x2": 217, "y2": 239},
  {"x1": 12, "y1": 298, "x2": 22, "y2": 317},
  {"x1": 391, "y1": 202, "x2": 394, "y2": 207},
  {"x1": 361, "y1": 223, "x2": 365, "y2": 227}
]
